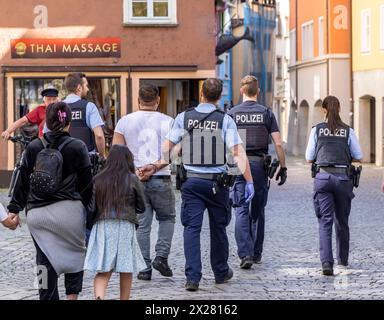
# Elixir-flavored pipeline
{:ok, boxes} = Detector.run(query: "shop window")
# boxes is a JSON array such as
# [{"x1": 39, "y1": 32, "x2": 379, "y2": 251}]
[
  {"x1": 301, "y1": 21, "x2": 314, "y2": 61},
  {"x1": 123, "y1": 0, "x2": 177, "y2": 26},
  {"x1": 14, "y1": 79, "x2": 65, "y2": 137},
  {"x1": 289, "y1": 29, "x2": 296, "y2": 65},
  {"x1": 361, "y1": 9, "x2": 371, "y2": 53},
  {"x1": 318, "y1": 16, "x2": 324, "y2": 56},
  {"x1": 380, "y1": 5, "x2": 384, "y2": 51},
  {"x1": 13, "y1": 77, "x2": 120, "y2": 157}
]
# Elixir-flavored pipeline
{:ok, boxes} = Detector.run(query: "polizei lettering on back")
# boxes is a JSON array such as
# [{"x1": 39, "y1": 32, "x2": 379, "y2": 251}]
[
  {"x1": 235, "y1": 113, "x2": 265, "y2": 124},
  {"x1": 318, "y1": 127, "x2": 347, "y2": 138},
  {"x1": 187, "y1": 119, "x2": 219, "y2": 130},
  {"x1": 71, "y1": 110, "x2": 82, "y2": 120}
]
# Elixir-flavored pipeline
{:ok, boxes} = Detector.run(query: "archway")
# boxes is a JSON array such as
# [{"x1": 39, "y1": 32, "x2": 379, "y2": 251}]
[
  {"x1": 287, "y1": 101, "x2": 298, "y2": 155},
  {"x1": 298, "y1": 100, "x2": 309, "y2": 155},
  {"x1": 358, "y1": 95, "x2": 376, "y2": 163},
  {"x1": 313, "y1": 99, "x2": 324, "y2": 127}
]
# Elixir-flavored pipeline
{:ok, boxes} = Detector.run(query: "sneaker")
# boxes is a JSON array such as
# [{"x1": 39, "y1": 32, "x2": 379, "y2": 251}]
[
  {"x1": 152, "y1": 256, "x2": 173, "y2": 277},
  {"x1": 215, "y1": 268, "x2": 234, "y2": 284},
  {"x1": 240, "y1": 256, "x2": 253, "y2": 269},
  {"x1": 137, "y1": 270, "x2": 152, "y2": 281},
  {"x1": 252, "y1": 255, "x2": 262, "y2": 264},
  {"x1": 185, "y1": 281, "x2": 199, "y2": 292},
  {"x1": 322, "y1": 262, "x2": 334, "y2": 276}
]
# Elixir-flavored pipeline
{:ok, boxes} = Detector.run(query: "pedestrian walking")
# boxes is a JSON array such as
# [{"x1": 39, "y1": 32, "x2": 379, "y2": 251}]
[
  {"x1": 154, "y1": 78, "x2": 254, "y2": 291},
  {"x1": 1, "y1": 88, "x2": 59, "y2": 140},
  {"x1": 84, "y1": 145, "x2": 146, "y2": 300},
  {"x1": 112, "y1": 83, "x2": 175, "y2": 281},
  {"x1": 228, "y1": 75, "x2": 287, "y2": 268},
  {"x1": 305, "y1": 96, "x2": 363, "y2": 276},
  {"x1": 6, "y1": 102, "x2": 93, "y2": 300}
]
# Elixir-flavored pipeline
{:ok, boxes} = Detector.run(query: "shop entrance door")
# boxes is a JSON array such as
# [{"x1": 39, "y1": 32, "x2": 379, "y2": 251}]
[
  {"x1": 86, "y1": 78, "x2": 120, "y2": 150},
  {"x1": 140, "y1": 79, "x2": 201, "y2": 118}
]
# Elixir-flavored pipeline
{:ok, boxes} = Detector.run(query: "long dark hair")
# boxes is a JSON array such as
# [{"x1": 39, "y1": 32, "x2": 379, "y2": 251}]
[
  {"x1": 322, "y1": 96, "x2": 347, "y2": 132},
  {"x1": 94, "y1": 144, "x2": 136, "y2": 218}
]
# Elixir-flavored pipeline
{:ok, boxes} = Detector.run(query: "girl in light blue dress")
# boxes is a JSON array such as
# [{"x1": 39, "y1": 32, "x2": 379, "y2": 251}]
[{"x1": 84, "y1": 145, "x2": 146, "y2": 300}]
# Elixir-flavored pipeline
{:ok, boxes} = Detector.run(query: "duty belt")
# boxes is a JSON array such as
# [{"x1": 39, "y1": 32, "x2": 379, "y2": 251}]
[
  {"x1": 247, "y1": 155, "x2": 265, "y2": 162},
  {"x1": 186, "y1": 172, "x2": 222, "y2": 180},
  {"x1": 319, "y1": 167, "x2": 348, "y2": 174},
  {"x1": 149, "y1": 175, "x2": 171, "y2": 180}
]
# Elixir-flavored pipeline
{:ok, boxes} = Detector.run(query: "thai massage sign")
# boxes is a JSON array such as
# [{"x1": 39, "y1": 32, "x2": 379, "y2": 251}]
[{"x1": 10, "y1": 38, "x2": 121, "y2": 58}]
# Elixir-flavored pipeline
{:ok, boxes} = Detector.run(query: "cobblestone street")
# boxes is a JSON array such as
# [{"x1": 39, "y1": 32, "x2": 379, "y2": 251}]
[{"x1": 0, "y1": 156, "x2": 383, "y2": 300}]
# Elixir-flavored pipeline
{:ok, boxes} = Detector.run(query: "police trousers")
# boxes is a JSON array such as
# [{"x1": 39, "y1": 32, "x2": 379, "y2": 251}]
[
  {"x1": 231, "y1": 160, "x2": 269, "y2": 259},
  {"x1": 313, "y1": 172, "x2": 355, "y2": 266},
  {"x1": 181, "y1": 177, "x2": 232, "y2": 283}
]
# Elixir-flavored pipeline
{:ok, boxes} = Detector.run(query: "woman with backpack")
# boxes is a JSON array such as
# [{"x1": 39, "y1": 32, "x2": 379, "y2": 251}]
[
  {"x1": 7, "y1": 102, "x2": 93, "y2": 300},
  {"x1": 84, "y1": 144, "x2": 146, "y2": 300}
]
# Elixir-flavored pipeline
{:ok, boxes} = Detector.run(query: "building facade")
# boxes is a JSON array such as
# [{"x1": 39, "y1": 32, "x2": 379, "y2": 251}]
[
  {"x1": 274, "y1": 0, "x2": 290, "y2": 143},
  {"x1": 231, "y1": 0, "x2": 276, "y2": 108},
  {"x1": 288, "y1": 0, "x2": 351, "y2": 156},
  {"x1": 0, "y1": 0, "x2": 217, "y2": 185},
  {"x1": 352, "y1": 0, "x2": 384, "y2": 166}
]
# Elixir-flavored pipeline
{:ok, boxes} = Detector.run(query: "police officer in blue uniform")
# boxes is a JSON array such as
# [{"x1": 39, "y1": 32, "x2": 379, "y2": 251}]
[
  {"x1": 305, "y1": 96, "x2": 363, "y2": 276},
  {"x1": 63, "y1": 73, "x2": 105, "y2": 158},
  {"x1": 228, "y1": 75, "x2": 287, "y2": 269},
  {"x1": 156, "y1": 78, "x2": 255, "y2": 291}
]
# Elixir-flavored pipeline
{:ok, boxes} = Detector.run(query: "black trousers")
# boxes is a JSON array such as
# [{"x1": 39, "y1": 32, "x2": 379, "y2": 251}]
[{"x1": 33, "y1": 238, "x2": 84, "y2": 300}]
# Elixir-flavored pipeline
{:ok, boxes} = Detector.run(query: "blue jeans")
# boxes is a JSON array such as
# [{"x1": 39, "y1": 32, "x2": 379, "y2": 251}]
[
  {"x1": 136, "y1": 178, "x2": 176, "y2": 272},
  {"x1": 231, "y1": 160, "x2": 269, "y2": 259},
  {"x1": 181, "y1": 177, "x2": 232, "y2": 283}
]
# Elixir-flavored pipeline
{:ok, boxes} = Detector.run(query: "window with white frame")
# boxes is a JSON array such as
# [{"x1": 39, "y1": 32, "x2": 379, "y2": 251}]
[
  {"x1": 123, "y1": 0, "x2": 177, "y2": 25},
  {"x1": 277, "y1": 57, "x2": 283, "y2": 79},
  {"x1": 361, "y1": 9, "x2": 371, "y2": 53},
  {"x1": 380, "y1": 5, "x2": 384, "y2": 50},
  {"x1": 277, "y1": 15, "x2": 283, "y2": 37},
  {"x1": 301, "y1": 21, "x2": 314, "y2": 60},
  {"x1": 318, "y1": 16, "x2": 324, "y2": 56},
  {"x1": 290, "y1": 29, "x2": 296, "y2": 64},
  {"x1": 285, "y1": 16, "x2": 289, "y2": 37}
]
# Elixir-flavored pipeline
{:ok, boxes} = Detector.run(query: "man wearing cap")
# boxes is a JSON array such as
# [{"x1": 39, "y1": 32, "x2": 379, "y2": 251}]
[{"x1": 1, "y1": 88, "x2": 59, "y2": 140}]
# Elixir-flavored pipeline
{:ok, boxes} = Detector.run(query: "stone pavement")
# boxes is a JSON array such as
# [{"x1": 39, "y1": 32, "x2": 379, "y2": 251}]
[{"x1": 0, "y1": 157, "x2": 383, "y2": 300}]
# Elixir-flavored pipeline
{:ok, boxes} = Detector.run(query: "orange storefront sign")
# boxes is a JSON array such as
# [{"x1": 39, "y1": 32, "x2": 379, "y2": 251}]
[{"x1": 10, "y1": 38, "x2": 121, "y2": 58}]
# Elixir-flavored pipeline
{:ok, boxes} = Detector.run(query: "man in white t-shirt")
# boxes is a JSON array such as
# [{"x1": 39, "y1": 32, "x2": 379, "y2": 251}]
[{"x1": 113, "y1": 84, "x2": 175, "y2": 281}]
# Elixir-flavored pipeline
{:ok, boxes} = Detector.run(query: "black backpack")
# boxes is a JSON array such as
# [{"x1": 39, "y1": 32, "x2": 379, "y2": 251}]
[{"x1": 30, "y1": 137, "x2": 75, "y2": 194}]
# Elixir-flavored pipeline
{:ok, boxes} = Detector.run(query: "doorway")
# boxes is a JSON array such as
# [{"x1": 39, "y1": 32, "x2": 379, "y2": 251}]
[
  {"x1": 140, "y1": 79, "x2": 201, "y2": 118},
  {"x1": 370, "y1": 98, "x2": 376, "y2": 163},
  {"x1": 298, "y1": 100, "x2": 309, "y2": 155},
  {"x1": 313, "y1": 100, "x2": 324, "y2": 127},
  {"x1": 87, "y1": 78, "x2": 120, "y2": 150},
  {"x1": 359, "y1": 96, "x2": 376, "y2": 163},
  {"x1": 287, "y1": 101, "x2": 298, "y2": 155}
]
